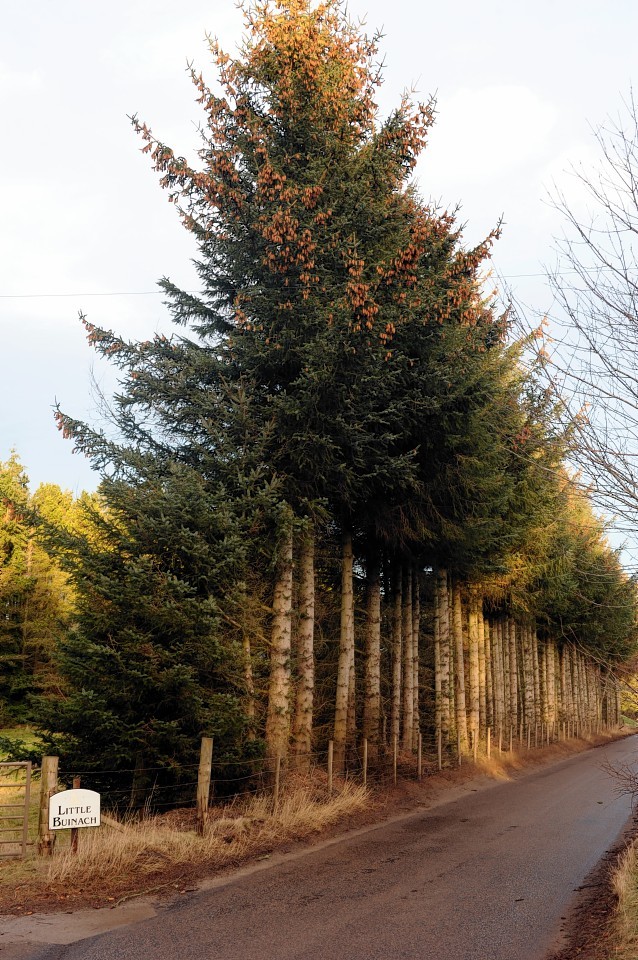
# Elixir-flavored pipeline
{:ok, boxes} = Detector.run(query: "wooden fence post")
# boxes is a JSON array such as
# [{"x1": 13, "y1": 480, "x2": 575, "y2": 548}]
[
  {"x1": 196, "y1": 737, "x2": 213, "y2": 837},
  {"x1": 327, "y1": 741, "x2": 333, "y2": 795},
  {"x1": 38, "y1": 756, "x2": 58, "y2": 856},
  {"x1": 70, "y1": 777, "x2": 81, "y2": 855}
]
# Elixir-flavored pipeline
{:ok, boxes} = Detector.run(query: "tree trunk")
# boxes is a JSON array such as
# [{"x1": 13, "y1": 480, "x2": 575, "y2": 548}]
[
  {"x1": 561, "y1": 645, "x2": 571, "y2": 724},
  {"x1": 468, "y1": 589, "x2": 480, "y2": 741},
  {"x1": 362, "y1": 550, "x2": 381, "y2": 759},
  {"x1": 494, "y1": 619, "x2": 506, "y2": 732},
  {"x1": 291, "y1": 528, "x2": 315, "y2": 771},
  {"x1": 391, "y1": 563, "x2": 402, "y2": 746},
  {"x1": 478, "y1": 601, "x2": 487, "y2": 732},
  {"x1": 532, "y1": 625, "x2": 541, "y2": 726},
  {"x1": 452, "y1": 580, "x2": 468, "y2": 752},
  {"x1": 434, "y1": 579, "x2": 441, "y2": 756},
  {"x1": 412, "y1": 566, "x2": 421, "y2": 750},
  {"x1": 574, "y1": 647, "x2": 581, "y2": 724},
  {"x1": 552, "y1": 642, "x2": 560, "y2": 725},
  {"x1": 522, "y1": 623, "x2": 534, "y2": 731},
  {"x1": 265, "y1": 523, "x2": 294, "y2": 764},
  {"x1": 401, "y1": 565, "x2": 414, "y2": 750},
  {"x1": 484, "y1": 617, "x2": 493, "y2": 730},
  {"x1": 448, "y1": 583, "x2": 456, "y2": 743},
  {"x1": 346, "y1": 627, "x2": 356, "y2": 756},
  {"x1": 541, "y1": 642, "x2": 553, "y2": 723},
  {"x1": 437, "y1": 570, "x2": 451, "y2": 746},
  {"x1": 333, "y1": 529, "x2": 354, "y2": 774},
  {"x1": 508, "y1": 617, "x2": 518, "y2": 730},
  {"x1": 242, "y1": 633, "x2": 256, "y2": 738},
  {"x1": 501, "y1": 618, "x2": 510, "y2": 728},
  {"x1": 616, "y1": 678, "x2": 622, "y2": 727}
]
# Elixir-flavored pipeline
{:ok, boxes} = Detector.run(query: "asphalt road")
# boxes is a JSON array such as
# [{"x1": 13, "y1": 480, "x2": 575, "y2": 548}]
[{"x1": 6, "y1": 736, "x2": 638, "y2": 960}]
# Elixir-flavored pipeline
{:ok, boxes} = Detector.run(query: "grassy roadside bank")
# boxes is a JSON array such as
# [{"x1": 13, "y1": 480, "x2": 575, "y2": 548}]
[
  {"x1": 609, "y1": 834, "x2": 638, "y2": 960},
  {"x1": 0, "y1": 729, "x2": 629, "y2": 918}
]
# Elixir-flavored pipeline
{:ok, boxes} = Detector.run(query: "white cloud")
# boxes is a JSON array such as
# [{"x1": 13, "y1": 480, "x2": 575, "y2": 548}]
[
  {"x1": 423, "y1": 85, "x2": 559, "y2": 187},
  {"x1": 0, "y1": 63, "x2": 40, "y2": 96}
]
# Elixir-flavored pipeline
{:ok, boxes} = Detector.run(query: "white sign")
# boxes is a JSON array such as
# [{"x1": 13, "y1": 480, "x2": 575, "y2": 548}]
[{"x1": 48, "y1": 789, "x2": 101, "y2": 830}]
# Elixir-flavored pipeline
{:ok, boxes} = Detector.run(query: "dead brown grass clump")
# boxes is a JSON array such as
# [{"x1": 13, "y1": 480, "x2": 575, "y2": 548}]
[
  {"x1": 611, "y1": 840, "x2": 638, "y2": 959},
  {"x1": 46, "y1": 780, "x2": 369, "y2": 888}
]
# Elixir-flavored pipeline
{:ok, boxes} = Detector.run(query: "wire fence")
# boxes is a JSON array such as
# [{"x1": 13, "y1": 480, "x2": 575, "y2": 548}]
[
  {"x1": 7, "y1": 713, "x2": 620, "y2": 859},
  {"x1": 53, "y1": 714, "x2": 614, "y2": 808}
]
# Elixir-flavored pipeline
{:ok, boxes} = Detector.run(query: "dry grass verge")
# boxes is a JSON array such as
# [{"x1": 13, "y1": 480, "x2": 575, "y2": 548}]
[
  {"x1": 0, "y1": 778, "x2": 370, "y2": 912},
  {"x1": 611, "y1": 839, "x2": 638, "y2": 959},
  {"x1": 0, "y1": 730, "x2": 630, "y2": 916},
  {"x1": 48, "y1": 780, "x2": 369, "y2": 887}
]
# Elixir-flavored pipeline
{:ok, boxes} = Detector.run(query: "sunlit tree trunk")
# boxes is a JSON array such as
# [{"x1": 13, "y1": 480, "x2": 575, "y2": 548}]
[
  {"x1": 583, "y1": 655, "x2": 590, "y2": 724},
  {"x1": 448, "y1": 583, "x2": 456, "y2": 745},
  {"x1": 554, "y1": 643, "x2": 562, "y2": 724},
  {"x1": 334, "y1": 529, "x2": 354, "y2": 773},
  {"x1": 562, "y1": 645, "x2": 572, "y2": 724},
  {"x1": 578, "y1": 653, "x2": 589, "y2": 724},
  {"x1": 412, "y1": 566, "x2": 421, "y2": 750},
  {"x1": 346, "y1": 628, "x2": 356, "y2": 755},
  {"x1": 500, "y1": 619, "x2": 508, "y2": 731},
  {"x1": 478, "y1": 602, "x2": 487, "y2": 733},
  {"x1": 574, "y1": 648, "x2": 582, "y2": 724},
  {"x1": 391, "y1": 564, "x2": 402, "y2": 745},
  {"x1": 582, "y1": 658, "x2": 590, "y2": 726},
  {"x1": 552, "y1": 642, "x2": 560, "y2": 724},
  {"x1": 595, "y1": 665, "x2": 603, "y2": 728},
  {"x1": 508, "y1": 617, "x2": 518, "y2": 731},
  {"x1": 434, "y1": 581, "x2": 441, "y2": 753},
  {"x1": 491, "y1": 619, "x2": 502, "y2": 734},
  {"x1": 452, "y1": 580, "x2": 468, "y2": 752},
  {"x1": 438, "y1": 570, "x2": 451, "y2": 746},
  {"x1": 485, "y1": 617, "x2": 493, "y2": 730},
  {"x1": 501, "y1": 618, "x2": 510, "y2": 728},
  {"x1": 401, "y1": 565, "x2": 414, "y2": 750},
  {"x1": 265, "y1": 523, "x2": 294, "y2": 764},
  {"x1": 363, "y1": 550, "x2": 381, "y2": 760},
  {"x1": 291, "y1": 528, "x2": 315, "y2": 771},
  {"x1": 468, "y1": 589, "x2": 480, "y2": 742},
  {"x1": 532, "y1": 625, "x2": 541, "y2": 726},
  {"x1": 522, "y1": 623, "x2": 534, "y2": 731},
  {"x1": 540, "y1": 643, "x2": 548, "y2": 725}
]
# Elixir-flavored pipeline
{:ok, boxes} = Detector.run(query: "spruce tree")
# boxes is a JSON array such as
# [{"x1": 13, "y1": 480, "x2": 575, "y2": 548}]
[
  {"x1": 61, "y1": 0, "x2": 442, "y2": 767},
  {"x1": 0, "y1": 456, "x2": 74, "y2": 723}
]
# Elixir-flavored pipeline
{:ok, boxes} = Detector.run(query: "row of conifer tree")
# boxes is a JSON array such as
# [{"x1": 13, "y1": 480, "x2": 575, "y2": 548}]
[{"x1": 14, "y1": 0, "x2": 633, "y2": 793}]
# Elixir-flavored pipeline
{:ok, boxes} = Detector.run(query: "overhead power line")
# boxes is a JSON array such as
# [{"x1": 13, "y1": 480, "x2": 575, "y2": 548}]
[
  {"x1": 0, "y1": 290, "x2": 176, "y2": 300},
  {"x1": 1, "y1": 264, "x2": 637, "y2": 299}
]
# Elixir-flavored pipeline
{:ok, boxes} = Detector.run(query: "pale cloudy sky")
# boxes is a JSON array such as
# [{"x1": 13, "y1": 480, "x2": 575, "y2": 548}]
[{"x1": 1, "y1": 0, "x2": 636, "y2": 495}]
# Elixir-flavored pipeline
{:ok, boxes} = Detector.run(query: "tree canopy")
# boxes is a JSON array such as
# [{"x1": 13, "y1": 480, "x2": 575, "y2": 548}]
[{"x1": 14, "y1": 0, "x2": 636, "y2": 783}]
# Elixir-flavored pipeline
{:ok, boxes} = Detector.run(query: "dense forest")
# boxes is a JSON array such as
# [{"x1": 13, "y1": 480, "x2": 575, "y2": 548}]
[{"x1": 1, "y1": 0, "x2": 636, "y2": 792}]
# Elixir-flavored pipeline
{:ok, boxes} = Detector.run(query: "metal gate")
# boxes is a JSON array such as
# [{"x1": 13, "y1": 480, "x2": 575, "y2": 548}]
[{"x1": 0, "y1": 762, "x2": 32, "y2": 858}]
